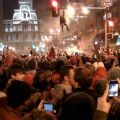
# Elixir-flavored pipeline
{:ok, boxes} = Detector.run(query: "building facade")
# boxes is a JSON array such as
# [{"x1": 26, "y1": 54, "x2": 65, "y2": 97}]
[{"x1": 3, "y1": 0, "x2": 41, "y2": 50}]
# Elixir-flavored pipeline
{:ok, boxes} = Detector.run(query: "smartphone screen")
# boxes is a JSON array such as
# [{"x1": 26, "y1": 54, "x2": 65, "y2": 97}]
[
  {"x1": 44, "y1": 102, "x2": 53, "y2": 112},
  {"x1": 109, "y1": 80, "x2": 119, "y2": 98}
]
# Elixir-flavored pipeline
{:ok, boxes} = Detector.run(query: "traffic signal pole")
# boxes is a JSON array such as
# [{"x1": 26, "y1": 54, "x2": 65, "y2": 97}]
[
  {"x1": 104, "y1": 6, "x2": 113, "y2": 51},
  {"x1": 104, "y1": 7, "x2": 110, "y2": 48}
]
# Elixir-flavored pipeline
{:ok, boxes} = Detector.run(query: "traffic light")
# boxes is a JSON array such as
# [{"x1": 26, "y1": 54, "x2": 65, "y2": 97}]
[
  {"x1": 107, "y1": 20, "x2": 114, "y2": 40},
  {"x1": 107, "y1": 20, "x2": 114, "y2": 33},
  {"x1": 51, "y1": 0, "x2": 59, "y2": 17},
  {"x1": 108, "y1": 20, "x2": 114, "y2": 27}
]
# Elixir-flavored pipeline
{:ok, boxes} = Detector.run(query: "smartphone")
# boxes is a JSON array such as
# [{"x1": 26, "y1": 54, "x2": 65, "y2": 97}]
[
  {"x1": 43, "y1": 102, "x2": 53, "y2": 112},
  {"x1": 109, "y1": 80, "x2": 119, "y2": 98}
]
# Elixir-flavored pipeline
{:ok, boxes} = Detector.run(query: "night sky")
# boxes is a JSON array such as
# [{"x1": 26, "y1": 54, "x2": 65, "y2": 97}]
[
  {"x1": 3, "y1": 0, "x2": 50, "y2": 19},
  {"x1": 3, "y1": 0, "x2": 19, "y2": 19},
  {"x1": 3, "y1": 0, "x2": 75, "y2": 20}
]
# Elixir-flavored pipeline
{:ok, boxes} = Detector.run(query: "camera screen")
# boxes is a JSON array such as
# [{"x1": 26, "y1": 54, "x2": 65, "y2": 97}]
[
  {"x1": 109, "y1": 83, "x2": 119, "y2": 97},
  {"x1": 44, "y1": 103, "x2": 53, "y2": 112}
]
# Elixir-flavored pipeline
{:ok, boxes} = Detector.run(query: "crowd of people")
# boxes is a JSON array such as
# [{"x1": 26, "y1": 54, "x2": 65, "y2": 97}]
[{"x1": 0, "y1": 47, "x2": 120, "y2": 120}]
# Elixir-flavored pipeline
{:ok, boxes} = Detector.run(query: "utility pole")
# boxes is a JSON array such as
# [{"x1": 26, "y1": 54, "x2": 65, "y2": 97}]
[{"x1": 101, "y1": 0, "x2": 113, "y2": 48}]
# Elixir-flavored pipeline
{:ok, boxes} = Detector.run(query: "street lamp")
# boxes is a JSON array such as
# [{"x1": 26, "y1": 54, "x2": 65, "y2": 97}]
[
  {"x1": 82, "y1": 7, "x2": 90, "y2": 15},
  {"x1": 66, "y1": 5, "x2": 75, "y2": 18}
]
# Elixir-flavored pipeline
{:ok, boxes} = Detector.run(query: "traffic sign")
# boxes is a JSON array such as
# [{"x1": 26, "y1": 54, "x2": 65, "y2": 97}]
[{"x1": 101, "y1": 0, "x2": 112, "y2": 7}]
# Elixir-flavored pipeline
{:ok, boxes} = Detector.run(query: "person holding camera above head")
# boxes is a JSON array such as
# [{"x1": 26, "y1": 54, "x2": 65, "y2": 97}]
[
  {"x1": 22, "y1": 100, "x2": 57, "y2": 120},
  {"x1": 94, "y1": 77, "x2": 120, "y2": 120},
  {"x1": 107, "y1": 67, "x2": 120, "y2": 120},
  {"x1": 94, "y1": 67, "x2": 120, "y2": 120}
]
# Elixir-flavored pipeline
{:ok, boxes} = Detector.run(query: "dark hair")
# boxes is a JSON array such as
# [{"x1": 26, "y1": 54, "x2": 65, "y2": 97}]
[
  {"x1": 94, "y1": 80, "x2": 107, "y2": 96},
  {"x1": 7, "y1": 64, "x2": 25, "y2": 79},
  {"x1": 59, "y1": 65, "x2": 73, "y2": 81},
  {"x1": 42, "y1": 61, "x2": 51, "y2": 70},
  {"x1": 62, "y1": 92, "x2": 95, "y2": 120},
  {"x1": 55, "y1": 60, "x2": 65, "y2": 72},
  {"x1": 22, "y1": 109, "x2": 57, "y2": 120},
  {"x1": 74, "y1": 67, "x2": 93, "y2": 89},
  {"x1": 27, "y1": 59, "x2": 36, "y2": 70},
  {"x1": 84, "y1": 63, "x2": 95, "y2": 76}
]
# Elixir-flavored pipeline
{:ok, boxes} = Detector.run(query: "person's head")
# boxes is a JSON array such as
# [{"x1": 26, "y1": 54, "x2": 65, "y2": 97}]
[
  {"x1": 94, "y1": 80, "x2": 108, "y2": 96},
  {"x1": 74, "y1": 67, "x2": 93, "y2": 89},
  {"x1": 108, "y1": 67, "x2": 120, "y2": 80},
  {"x1": 55, "y1": 60, "x2": 65, "y2": 73},
  {"x1": 27, "y1": 59, "x2": 37, "y2": 70},
  {"x1": 0, "y1": 92, "x2": 21, "y2": 120},
  {"x1": 7, "y1": 64, "x2": 25, "y2": 80},
  {"x1": 59, "y1": 65, "x2": 75, "y2": 86},
  {"x1": 62, "y1": 92, "x2": 95, "y2": 120},
  {"x1": 22, "y1": 109, "x2": 57, "y2": 120},
  {"x1": 42, "y1": 61, "x2": 51, "y2": 71},
  {"x1": 84, "y1": 63, "x2": 95, "y2": 76}
]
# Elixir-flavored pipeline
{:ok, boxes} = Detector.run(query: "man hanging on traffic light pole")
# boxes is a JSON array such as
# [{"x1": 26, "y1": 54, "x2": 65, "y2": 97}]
[{"x1": 60, "y1": 11, "x2": 70, "y2": 32}]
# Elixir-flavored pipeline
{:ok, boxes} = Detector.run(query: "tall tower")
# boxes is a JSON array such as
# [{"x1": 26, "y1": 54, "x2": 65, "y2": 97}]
[
  {"x1": 19, "y1": 0, "x2": 33, "y2": 9},
  {"x1": 0, "y1": 0, "x2": 3, "y2": 40}
]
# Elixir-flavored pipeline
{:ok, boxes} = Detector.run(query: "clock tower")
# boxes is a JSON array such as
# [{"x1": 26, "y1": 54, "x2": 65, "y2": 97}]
[{"x1": 19, "y1": 0, "x2": 33, "y2": 9}]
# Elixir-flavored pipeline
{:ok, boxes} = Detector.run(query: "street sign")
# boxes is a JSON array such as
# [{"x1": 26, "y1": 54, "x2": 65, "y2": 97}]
[{"x1": 101, "y1": 0, "x2": 112, "y2": 7}]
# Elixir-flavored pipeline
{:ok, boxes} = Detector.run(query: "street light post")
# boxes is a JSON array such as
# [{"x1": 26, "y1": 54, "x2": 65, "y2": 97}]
[
  {"x1": 101, "y1": 0, "x2": 113, "y2": 49},
  {"x1": 105, "y1": 17, "x2": 108, "y2": 48}
]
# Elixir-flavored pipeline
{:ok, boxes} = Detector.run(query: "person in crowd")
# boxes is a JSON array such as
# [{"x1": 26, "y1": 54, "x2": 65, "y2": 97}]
[
  {"x1": 4, "y1": 64, "x2": 39, "y2": 115},
  {"x1": 61, "y1": 92, "x2": 95, "y2": 120},
  {"x1": 22, "y1": 109, "x2": 57, "y2": 120},
  {"x1": 25, "y1": 59, "x2": 38, "y2": 83},
  {"x1": 57, "y1": 66, "x2": 98, "y2": 120},
  {"x1": 94, "y1": 80, "x2": 108, "y2": 97},
  {"x1": 94, "y1": 84, "x2": 111, "y2": 120},
  {"x1": 0, "y1": 91, "x2": 21, "y2": 120},
  {"x1": 34, "y1": 61, "x2": 53, "y2": 92},
  {"x1": 22, "y1": 100, "x2": 57, "y2": 120},
  {"x1": 74, "y1": 66, "x2": 99, "y2": 101},
  {"x1": 51, "y1": 60, "x2": 65, "y2": 84},
  {"x1": 51, "y1": 65, "x2": 74, "y2": 101},
  {"x1": 107, "y1": 67, "x2": 120, "y2": 120},
  {"x1": 92, "y1": 62, "x2": 107, "y2": 88}
]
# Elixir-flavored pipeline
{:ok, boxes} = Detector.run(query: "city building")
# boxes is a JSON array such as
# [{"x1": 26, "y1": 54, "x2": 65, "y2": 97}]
[{"x1": 2, "y1": 0, "x2": 41, "y2": 50}]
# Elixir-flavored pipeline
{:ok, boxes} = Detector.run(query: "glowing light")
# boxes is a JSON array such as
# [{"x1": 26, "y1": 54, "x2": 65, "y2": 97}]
[
  {"x1": 114, "y1": 32, "x2": 119, "y2": 36},
  {"x1": 95, "y1": 41, "x2": 98, "y2": 45},
  {"x1": 51, "y1": 0, "x2": 58, "y2": 8},
  {"x1": 9, "y1": 46, "x2": 16, "y2": 51},
  {"x1": 0, "y1": 47, "x2": 3, "y2": 51},
  {"x1": 56, "y1": 28, "x2": 61, "y2": 33},
  {"x1": 108, "y1": 20, "x2": 114, "y2": 27},
  {"x1": 49, "y1": 28, "x2": 54, "y2": 34},
  {"x1": 32, "y1": 45, "x2": 36, "y2": 49},
  {"x1": 82, "y1": 7, "x2": 90, "y2": 15},
  {"x1": 36, "y1": 47, "x2": 39, "y2": 52},
  {"x1": 66, "y1": 5, "x2": 75, "y2": 18}
]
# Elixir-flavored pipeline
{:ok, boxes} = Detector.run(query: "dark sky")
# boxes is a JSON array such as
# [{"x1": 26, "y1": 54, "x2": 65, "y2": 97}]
[
  {"x1": 3, "y1": 0, "x2": 76, "y2": 19},
  {"x1": 3, "y1": 0, "x2": 50, "y2": 19},
  {"x1": 3, "y1": 0, "x2": 19, "y2": 19}
]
